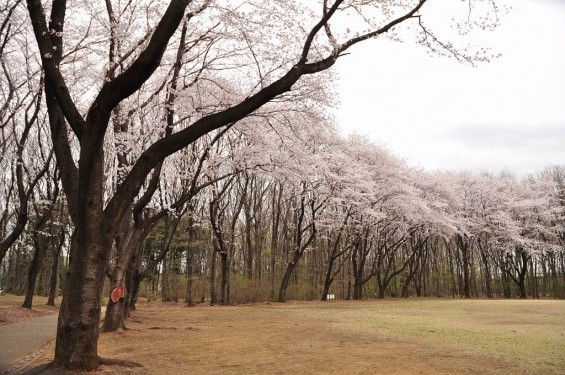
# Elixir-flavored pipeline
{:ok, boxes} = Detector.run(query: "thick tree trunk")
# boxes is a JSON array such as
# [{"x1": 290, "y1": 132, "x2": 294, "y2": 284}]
[
  {"x1": 53, "y1": 125, "x2": 111, "y2": 369},
  {"x1": 53, "y1": 231, "x2": 110, "y2": 370}
]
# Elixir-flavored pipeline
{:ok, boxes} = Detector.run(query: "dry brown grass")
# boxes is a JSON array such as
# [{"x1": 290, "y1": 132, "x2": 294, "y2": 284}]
[
  {"x1": 25, "y1": 299, "x2": 565, "y2": 374},
  {"x1": 0, "y1": 294, "x2": 58, "y2": 326}
]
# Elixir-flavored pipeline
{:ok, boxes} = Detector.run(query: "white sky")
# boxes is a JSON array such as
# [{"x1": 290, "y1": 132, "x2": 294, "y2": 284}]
[{"x1": 334, "y1": 0, "x2": 565, "y2": 176}]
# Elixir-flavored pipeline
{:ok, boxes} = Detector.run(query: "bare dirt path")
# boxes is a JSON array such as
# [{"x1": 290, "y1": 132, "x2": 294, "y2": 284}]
[{"x1": 0, "y1": 314, "x2": 58, "y2": 373}]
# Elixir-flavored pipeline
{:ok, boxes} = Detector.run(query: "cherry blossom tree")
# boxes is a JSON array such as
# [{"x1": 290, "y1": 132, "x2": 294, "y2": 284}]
[{"x1": 21, "y1": 0, "x2": 504, "y2": 369}]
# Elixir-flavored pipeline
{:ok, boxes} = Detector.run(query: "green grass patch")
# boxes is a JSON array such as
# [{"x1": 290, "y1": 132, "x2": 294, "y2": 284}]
[{"x1": 280, "y1": 299, "x2": 565, "y2": 375}]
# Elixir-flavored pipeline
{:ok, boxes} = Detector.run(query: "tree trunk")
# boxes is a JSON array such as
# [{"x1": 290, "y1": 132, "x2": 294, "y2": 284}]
[
  {"x1": 401, "y1": 256, "x2": 417, "y2": 298},
  {"x1": 278, "y1": 249, "x2": 303, "y2": 302},
  {"x1": 455, "y1": 235, "x2": 471, "y2": 299},
  {"x1": 22, "y1": 238, "x2": 45, "y2": 309},
  {"x1": 518, "y1": 277, "x2": 527, "y2": 298},
  {"x1": 278, "y1": 259, "x2": 296, "y2": 303},
  {"x1": 401, "y1": 273, "x2": 413, "y2": 298},
  {"x1": 480, "y1": 249, "x2": 493, "y2": 298},
  {"x1": 353, "y1": 279, "x2": 364, "y2": 300},
  {"x1": 501, "y1": 268, "x2": 512, "y2": 298},
  {"x1": 104, "y1": 225, "x2": 143, "y2": 331},
  {"x1": 269, "y1": 186, "x2": 282, "y2": 300},
  {"x1": 103, "y1": 267, "x2": 128, "y2": 331},
  {"x1": 124, "y1": 255, "x2": 137, "y2": 317},
  {"x1": 129, "y1": 273, "x2": 143, "y2": 312},
  {"x1": 47, "y1": 250, "x2": 60, "y2": 306},
  {"x1": 53, "y1": 230, "x2": 110, "y2": 370},
  {"x1": 47, "y1": 231, "x2": 64, "y2": 306},
  {"x1": 185, "y1": 251, "x2": 194, "y2": 306},
  {"x1": 6, "y1": 245, "x2": 28, "y2": 295},
  {"x1": 103, "y1": 296, "x2": 126, "y2": 332},
  {"x1": 351, "y1": 241, "x2": 363, "y2": 300},
  {"x1": 219, "y1": 251, "x2": 229, "y2": 305},
  {"x1": 161, "y1": 254, "x2": 170, "y2": 302},
  {"x1": 321, "y1": 258, "x2": 334, "y2": 301},
  {"x1": 210, "y1": 249, "x2": 217, "y2": 305},
  {"x1": 352, "y1": 275, "x2": 364, "y2": 300},
  {"x1": 517, "y1": 251, "x2": 528, "y2": 299},
  {"x1": 529, "y1": 258, "x2": 539, "y2": 299},
  {"x1": 245, "y1": 211, "x2": 253, "y2": 280}
]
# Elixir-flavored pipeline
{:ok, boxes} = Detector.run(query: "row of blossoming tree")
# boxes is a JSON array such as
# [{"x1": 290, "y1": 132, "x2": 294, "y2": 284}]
[
  {"x1": 126, "y1": 128, "x2": 563, "y2": 306},
  {"x1": 3, "y1": 115, "x2": 564, "y2": 308},
  {"x1": 1, "y1": 0, "x2": 563, "y2": 371}
]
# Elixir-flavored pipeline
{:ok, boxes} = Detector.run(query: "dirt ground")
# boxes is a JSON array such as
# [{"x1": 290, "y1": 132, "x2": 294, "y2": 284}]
[
  {"x1": 0, "y1": 295, "x2": 57, "y2": 326},
  {"x1": 25, "y1": 300, "x2": 530, "y2": 375}
]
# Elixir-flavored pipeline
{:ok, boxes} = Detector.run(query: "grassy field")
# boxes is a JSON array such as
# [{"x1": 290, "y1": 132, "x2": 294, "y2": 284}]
[
  {"x1": 280, "y1": 299, "x2": 565, "y2": 374},
  {"x1": 17, "y1": 298, "x2": 565, "y2": 374}
]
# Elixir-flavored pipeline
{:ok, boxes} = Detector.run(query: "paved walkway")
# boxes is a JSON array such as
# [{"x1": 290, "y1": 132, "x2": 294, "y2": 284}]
[{"x1": 0, "y1": 314, "x2": 58, "y2": 372}]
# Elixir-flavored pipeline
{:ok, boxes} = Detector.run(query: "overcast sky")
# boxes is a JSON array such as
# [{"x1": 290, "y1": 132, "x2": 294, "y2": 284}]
[{"x1": 334, "y1": 0, "x2": 565, "y2": 176}]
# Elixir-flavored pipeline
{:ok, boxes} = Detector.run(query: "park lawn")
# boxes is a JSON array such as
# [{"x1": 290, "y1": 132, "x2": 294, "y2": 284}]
[
  {"x1": 281, "y1": 299, "x2": 565, "y2": 374},
  {"x1": 28, "y1": 299, "x2": 565, "y2": 374}
]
